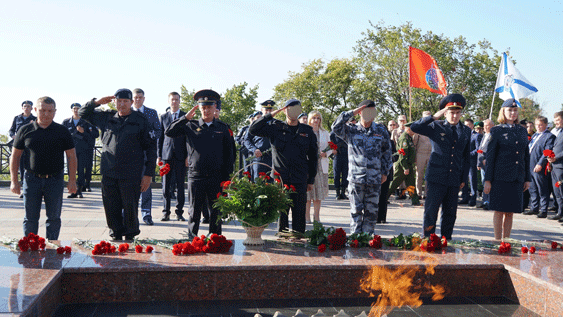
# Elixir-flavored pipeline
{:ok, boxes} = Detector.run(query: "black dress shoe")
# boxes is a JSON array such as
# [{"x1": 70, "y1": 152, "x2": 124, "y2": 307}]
[
  {"x1": 78, "y1": 192, "x2": 83, "y2": 198},
  {"x1": 144, "y1": 218, "x2": 154, "y2": 225},
  {"x1": 537, "y1": 213, "x2": 548, "y2": 218},
  {"x1": 19, "y1": 194, "x2": 23, "y2": 199},
  {"x1": 111, "y1": 236, "x2": 123, "y2": 241},
  {"x1": 67, "y1": 193, "x2": 78, "y2": 198},
  {"x1": 458, "y1": 200, "x2": 469, "y2": 205},
  {"x1": 161, "y1": 214, "x2": 170, "y2": 221},
  {"x1": 81, "y1": 186, "x2": 87, "y2": 192},
  {"x1": 558, "y1": 217, "x2": 563, "y2": 223},
  {"x1": 468, "y1": 202, "x2": 476, "y2": 207},
  {"x1": 124, "y1": 235, "x2": 135, "y2": 241},
  {"x1": 523, "y1": 210, "x2": 539, "y2": 215},
  {"x1": 549, "y1": 214, "x2": 563, "y2": 220},
  {"x1": 176, "y1": 215, "x2": 186, "y2": 221}
]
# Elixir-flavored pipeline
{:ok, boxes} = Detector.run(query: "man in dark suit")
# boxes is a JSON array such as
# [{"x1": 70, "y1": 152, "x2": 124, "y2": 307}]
[
  {"x1": 525, "y1": 116, "x2": 556, "y2": 218},
  {"x1": 244, "y1": 101, "x2": 275, "y2": 181},
  {"x1": 465, "y1": 120, "x2": 483, "y2": 207},
  {"x1": 410, "y1": 94, "x2": 471, "y2": 240},
  {"x1": 547, "y1": 112, "x2": 563, "y2": 224},
  {"x1": 158, "y1": 92, "x2": 187, "y2": 222},
  {"x1": 62, "y1": 103, "x2": 99, "y2": 198},
  {"x1": 132, "y1": 88, "x2": 161, "y2": 226}
]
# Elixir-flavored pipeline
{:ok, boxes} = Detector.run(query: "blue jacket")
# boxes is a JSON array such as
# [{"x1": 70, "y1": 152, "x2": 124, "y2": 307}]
[
  {"x1": 529, "y1": 131, "x2": 555, "y2": 171},
  {"x1": 469, "y1": 131, "x2": 483, "y2": 165},
  {"x1": 61, "y1": 117, "x2": 99, "y2": 154},
  {"x1": 550, "y1": 131, "x2": 563, "y2": 171},
  {"x1": 158, "y1": 111, "x2": 187, "y2": 161},
  {"x1": 410, "y1": 116, "x2": 471, "y2": 187},
  {"x1": 484, "y1": 124, "x2": 531, "y2": 183}
]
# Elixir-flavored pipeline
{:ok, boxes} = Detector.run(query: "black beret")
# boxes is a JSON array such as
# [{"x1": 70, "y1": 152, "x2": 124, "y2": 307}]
[
  {"x1": 502, "y1": 98, "x2": 518, "y2": 108},
  {"x1": 284, "y1": 99, "x2": 301, "y2": 107},
  {"x1": 193, "y1": 89, "x2": 220, "y2": 106},
  {"x1": 249, "y1": 111, "x2": 262, "y2": 119},
  {"x1": 297, "y1": 113, "x2": 308, "y2": 119},
  {"x1": 519, "y1": 119, "x2": 528, "y2": 125},
  {"x1": 114, "y1": 88, "x2": 133, "y2": 100},
  {"x1": 359, "y1": 100, "x2": 375, "y2": 108},
  {"x1": 261, "y1": 100, "x2": 276, "y2": 108},
  {"x1": 71, "y1": 103, "x2": 81, "y2": 109},
  {"x1": 22, "y1": 100, "x2": 33, "y2": 106},
  {"x1": 439, "y1": 94, "x2": 466, "y2": 110}
]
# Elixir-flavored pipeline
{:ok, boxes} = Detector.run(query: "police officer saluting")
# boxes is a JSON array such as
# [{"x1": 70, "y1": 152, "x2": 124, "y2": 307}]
[
  {"x1": 249, "y1": 99, "x2": 318, "y2": 233},
  {"x1": 79, "y1": 89, "x2": 157, "y2": 241},
  {"x1": 165, "y1": 89, "x2": 234, "y2": 237},
  {"x1": 410, "y1": 94, "x2": 471, "y2": 240}
]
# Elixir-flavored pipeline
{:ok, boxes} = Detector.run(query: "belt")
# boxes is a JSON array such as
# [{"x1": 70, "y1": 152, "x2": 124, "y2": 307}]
[{"x1": 27, "y1": 170, "x2": 60, "y2": 179}]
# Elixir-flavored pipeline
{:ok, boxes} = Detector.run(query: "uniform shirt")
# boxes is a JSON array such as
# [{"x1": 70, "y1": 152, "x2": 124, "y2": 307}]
[
  {"x1": 235, "y1": 125, "x2": 250, "y2": 155},
  {"x1": 13, "y1": 121, "x2": 74, "y2": 175},
  {"x1": 9, "y1": 113, "x2": 36, "y2": 145},
  {"x1": 396, "y1": 131, "x2": 416, "y2": 172},
  {"x1": 62, "y1": 117, "x2": 99, "y2": 154},
  {"x1": 484, "y1": 124, "x2": 531, "y2": 184},
  {"x1": 79, "y1": 100, "x2": 157, "y2": 180},
  {"x1": 165, "y1": 116, "x2": 234, "y2": 181},
  {"x1": 249, "y1": 114, "x2": 318, "y2": 185},
  {"x1": 331, "y1": 110, "x2": 392, "y2": 185},
  {"x1": 410, "y1": 116, "x2": 471, "y2": 187},
  {"x1": 329, "y1": 130, "x2": 348, "y2": 162}
]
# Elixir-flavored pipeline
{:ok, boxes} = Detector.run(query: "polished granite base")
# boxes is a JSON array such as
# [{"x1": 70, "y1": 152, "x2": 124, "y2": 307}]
[{"x1": 2, "y1": 240, "x2": 563, "y2": 316}]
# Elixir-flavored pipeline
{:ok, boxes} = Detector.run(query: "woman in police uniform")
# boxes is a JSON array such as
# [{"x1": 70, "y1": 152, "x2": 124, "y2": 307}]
[{"x1": 484, "y1": 98, "x2": 531, "y2": 241}]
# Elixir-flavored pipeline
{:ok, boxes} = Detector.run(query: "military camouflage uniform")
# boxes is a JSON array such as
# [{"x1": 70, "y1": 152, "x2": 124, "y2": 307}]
[
  {"x1": 332, "y1": 110, "x2": 393, "y2": 234},
  {"x1": 387, "y1": 131, "x2": 419, "y2": 205}
]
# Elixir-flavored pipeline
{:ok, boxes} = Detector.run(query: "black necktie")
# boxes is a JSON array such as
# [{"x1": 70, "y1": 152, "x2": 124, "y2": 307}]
[{"x1": 452, "y1": 125, "x2": 458, "y2": 142}]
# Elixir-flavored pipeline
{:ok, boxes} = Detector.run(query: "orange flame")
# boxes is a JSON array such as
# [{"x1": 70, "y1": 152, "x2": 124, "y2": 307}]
[{"x1": 359, "y1": 253, "x2": 445, "y2": 317}]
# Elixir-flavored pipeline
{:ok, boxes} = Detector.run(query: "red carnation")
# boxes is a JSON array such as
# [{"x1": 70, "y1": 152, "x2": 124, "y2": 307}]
[
  {"x1": 552, "y1": 242, "x2": 559, "y2": 249},
  {"x1": 530, "y1": 246, "x2": 536, "y2": 254},
  {"x1": 158, "y1": 161, "x2": 164, "y2": 166},
  {"x1": 351, "y1": 239, "x2": 359, "y2": 248},
  {"x1": 398, "y1": 148, "x2": 406, "y2": 156},
  {"x1": 441, "y1": 236, "x2": 447, "y2": 248},
  {"x1": 64, "y1": 246, "x2": 72, "y2": 253},
  {"x1": 146, "y1": 245, "x2": 154, "y2": 253},
  {"x1": 318, "y1": 244, "x2": 326, "y2": 252},
  {"x1": 56, "y1": 247, "x2": 65, "y2": 254},
  {"x1": 290, "y1": 185, "x2": 296, "y2": 191},
  {"x1": 369, "y1": 235, "x2": 382, "y2": 249},
  {"x1": 328, "y1": 141, "x2": 338, "y2": 151},
  {"x1": 521, "y1": 246, "x2": 528, "y2": 254},
  {"x1": 274, "y1": 171, "x2": 281, "y2": 177},
  {"x1": 477, "y1": 149, "x2": 483, "y2": 154},
  {"x1": 544, "y1": 149, "x2": 555, "y2": 158},
  {"x1": 135, "y1": 245, "x2": 143, "y2": 253},
  {"x1": 557, "y1": 182, "x2": 561, "y2": 188}
]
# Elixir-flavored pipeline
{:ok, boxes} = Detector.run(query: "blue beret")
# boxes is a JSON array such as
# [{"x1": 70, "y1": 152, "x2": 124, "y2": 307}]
[
  {"x1": 193, "y1": 89, "x2": 220, "y2": 106},
  {"x1": 114, "y1": 89, "x2": 133, "y2": 100},
  {"x1": 284, "y1": 99, "x2": 301, "y2": 107},
  {"x1": 261, "y1": 100, "x2": 276, "y2": 108},
  {"x1": 359, "y1": 100, "x2": 375, "y2": 108},
  {"x1": 439, "y1": 94, "x2": 466, "y2": 110},
  {"x1": 297, "y1": 113, "x2": 308, "y2": 119},
  {"x1": 71, "y1": 103, "x2": 81, "y2": 109},
  {"x1": 22, "y1": 100, "x2": 33, "y2": 106},
  {"x1": 502, "y1": 98, "x2": 518, "y2": 108}
]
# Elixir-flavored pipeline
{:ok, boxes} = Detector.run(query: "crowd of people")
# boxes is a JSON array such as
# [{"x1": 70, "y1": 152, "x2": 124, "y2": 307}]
[{"x1": 8, "y1": 90, "x2": 562, "y2": 243}]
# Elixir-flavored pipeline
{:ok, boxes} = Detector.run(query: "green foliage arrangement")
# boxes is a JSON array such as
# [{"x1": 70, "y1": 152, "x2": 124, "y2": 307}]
[{"x1": 214, "y1": 171, "x2": 293, "y2": 227}]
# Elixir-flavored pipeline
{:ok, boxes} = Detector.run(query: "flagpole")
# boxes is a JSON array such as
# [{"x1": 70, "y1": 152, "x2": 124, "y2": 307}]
[
  {"x1": 409, "y1": 87, "x2": 412, "y2": 122},
  {"x1": 488, "y1": 90, "x2": 496, "y2": 120}
]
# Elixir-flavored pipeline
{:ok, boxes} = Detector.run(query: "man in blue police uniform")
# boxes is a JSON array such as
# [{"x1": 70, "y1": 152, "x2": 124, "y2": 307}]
[
  {"x1": 461, "y1": 119, "x2": 482, "y2": 207},
  {"x1": 332, "y1": 100, "x2": 392, "y2": 235},
  {"x1": 410, "y1": 94, "x2": 471, "y2": 240},
  {"x1": 79, "y1": 89, "x2": 157, "y2": 241},
  {"x1": 330, "y1": 118, "x2": 352, "y2": 200},
  {"x1": 525, "y1": 116, "x2": 555, "y2": 218},
  {"x1": 9, "y1": 101, "x2": 37, "y2": 189},
  {"x1": 62, "y1": 103, "x2": 99, "y2": 198},
  {"x1": 249, "y1": 99, "x2": 318, "y2": 233},
  {"x1": 245, "y1": 100, "x2": 275, "y2": 181},
  {"x1": 236, "y1": 115, "x2": 252, "y2": 177},
  {"x1": 157, "y1": 92, "x2": 187, "y2": 222},
  {"x1": 131, "y1": 88, "x2": 161, "y2": 226},
  {"x1": 165, "y1": 89, "x2": 234, "y2": 237}
]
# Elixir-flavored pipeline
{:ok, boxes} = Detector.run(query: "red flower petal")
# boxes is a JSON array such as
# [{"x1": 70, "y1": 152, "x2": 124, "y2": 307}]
[
  {"x1": 135, "y1": 245, "x2": 143, "y2": 253},
  {"x1": 530, "y1": 246, "x2": 536, "y2": 254},
  {"x1": 521, "y1": 246, "x2": 528, "y2": 254}
]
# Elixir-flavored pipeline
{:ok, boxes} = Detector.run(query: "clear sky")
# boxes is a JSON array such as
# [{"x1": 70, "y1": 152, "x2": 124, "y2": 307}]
[{"x1": 1, "y1": 0, "x2": 562, "y2": 135}]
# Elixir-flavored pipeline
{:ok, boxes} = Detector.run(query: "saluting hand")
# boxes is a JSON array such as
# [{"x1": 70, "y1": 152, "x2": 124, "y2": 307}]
[
  {"x1": 433, "y1": 108, "x2": 448, "y2": 120},
  {"x1": 271, "y1": 106, "x2": 287, "y2": 117},
  {"x1": 352, "y1": 104, "x2": 368, "y2": 116},
  {"x1": 185, "y1": 105, "x2": 198, "y2": 120},
  {"x1": 95, "y1": 96, "x2": 114, "y2": 105}
]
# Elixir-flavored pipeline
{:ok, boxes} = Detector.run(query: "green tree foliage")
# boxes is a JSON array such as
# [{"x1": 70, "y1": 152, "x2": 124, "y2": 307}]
[
  {"x1": 273, "y1": 58, "x2": 357, "y2": 130},
  {"x1": 0, "y1": 134, "x2": 8, "y2": 144},
  {"x1": 220, "y1": 82, "x2": 259, "y2": 133},
  {"x1": 353, "y1": 21, "x2": 502, "y2": 123}
]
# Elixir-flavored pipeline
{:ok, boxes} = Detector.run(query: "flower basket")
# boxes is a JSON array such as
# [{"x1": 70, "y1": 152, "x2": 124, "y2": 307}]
[{"x1": 214, "y1": 162, "x2": 294, "y2": 245}]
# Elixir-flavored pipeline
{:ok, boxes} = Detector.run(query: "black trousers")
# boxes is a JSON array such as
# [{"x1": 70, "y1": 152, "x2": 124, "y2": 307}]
[
  {"x1": 423, "y1": 181, "x2": 459, "y2": 240},
  {"x1": 101, "y1": 176, "x2": 141, "y2": 238},
  {"x1": 378, "y1": 169, "x2": 393, "y2": 222},
  {"x1": 162, "y1": 159, "x2": 186, "y2": 215},
  {"x1": 333, "y1": 156, "x2": 349, "y2": 190},
  {"x1": 75, "y1": 150, "x2": 89, "y2": 190},
  {"x1": 278, "y1": 182, "x2": 307, "y2": 233},
  {"x1": 83, "y1": 148, "x2": 94, "y2": 188},
  {"x1": 187, "y1": 177, "x2": 222, "y2": 236}
]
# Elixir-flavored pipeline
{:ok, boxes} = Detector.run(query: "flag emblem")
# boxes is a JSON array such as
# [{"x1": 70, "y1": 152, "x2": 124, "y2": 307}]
[{"x1": 494, "y1": 52, "x2": 538, "y2": 107}]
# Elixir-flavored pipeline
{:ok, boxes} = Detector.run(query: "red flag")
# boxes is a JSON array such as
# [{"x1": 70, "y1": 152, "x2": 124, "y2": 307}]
[{"x1": 409, "y1": 46, "x2": 447, "y2": 96}]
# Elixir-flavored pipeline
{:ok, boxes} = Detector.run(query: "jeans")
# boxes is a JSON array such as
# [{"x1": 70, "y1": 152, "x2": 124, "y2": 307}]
[{"x1": 22, "y1": 171, "x2": 64, "y2": 240}]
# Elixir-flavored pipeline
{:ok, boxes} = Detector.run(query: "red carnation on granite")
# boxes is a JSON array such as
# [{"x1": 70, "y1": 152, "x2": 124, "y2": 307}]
[
  {"x1": 498, "y1": 242, "x2": 511, "y2": 254},
  {"x1": 441, "y1": 236, "x2": 447, "y2": 248},
  {"x1": 521, "y1": 246, "x2": 528, "y2": 254},
  {"x1": 318, "y1": 244, "x2": 326, "y2": 252},
  {"x1": 350, "y1": 239, "x2": 360, "y2": 248},
  {"x1": 145, "y1": 246, "x2": 154, "y2": 253},
  {"x1": 369, "y1": 235, "x2": 382, "y2": 249},
  {"x1": 64, "y1": 246, "x2": 72, "y2": 253},
  {"x1": 56, "y1": 247, "x2": 65, "y2": 254},
  {"x1": 552, "y1": 242, "x2": 558, "y2": 249},
  {"x1": 135, "y1": 245, "x2": 143, "y2": 253},
  {"x1": 529, "y1": 246, "x2": 536, "y2": 254},
  {"x1": 327, "y1": 228, "x2": 347, "y2": 250},
  {"x1": 118, "y1": 243, "x2": 129, "y2": 252}
]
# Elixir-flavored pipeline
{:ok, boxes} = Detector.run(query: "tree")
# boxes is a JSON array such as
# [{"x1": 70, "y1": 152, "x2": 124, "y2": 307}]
[
  {"x1": 273, "y1": 58, "x2": 357, "y2": 130},
  {"x1": 220, "y1": 82, "x2": 259, "y2": 133},
  {"x1": 353, "y1": 21, "x2": 502, "y2": 123}
]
